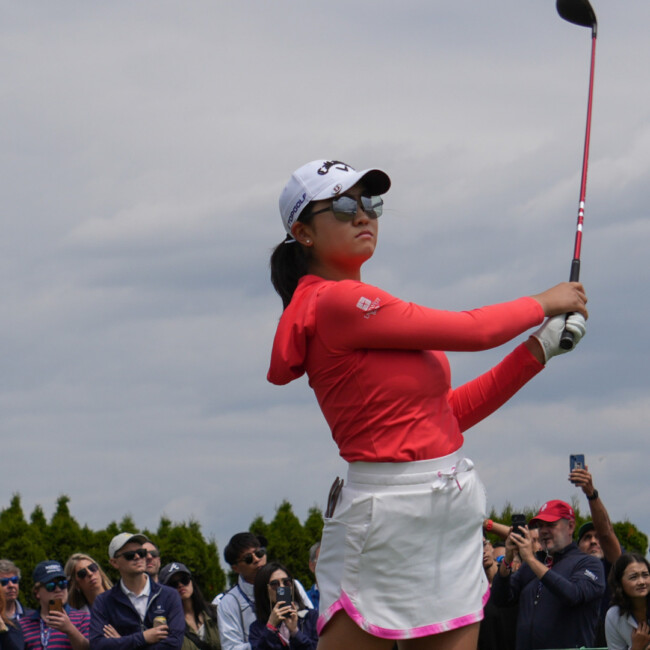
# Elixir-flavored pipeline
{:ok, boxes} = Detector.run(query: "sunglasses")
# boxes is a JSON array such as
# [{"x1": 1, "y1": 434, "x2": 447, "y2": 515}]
[
  {"x1": 311, "y1": 195, "x2": 383, "y2": 222},
  {"x1": 239, "y1": 548, "x2": 266, "y2": 565},
  {"x1": 0, "y1": 576, "x2": 20, "y2": 587},
  {"x1": 145, "y1": 550, "x2": 160, "y2": 558},
  {"x1": 268, "y1": 578, "x2": 292, "y2": 590},
  {"x1": 169, "y1": 574, "x2": 191, "y2": 589},
  {"x1": 44, "y1": 578, "x2": 68, "y2": 592},
  {"x1": 76, "y1": 563, "x2": 99, "y2": 580},
  {"x1": 116, "y1": 549, "x2": 148, "y2": 561}
]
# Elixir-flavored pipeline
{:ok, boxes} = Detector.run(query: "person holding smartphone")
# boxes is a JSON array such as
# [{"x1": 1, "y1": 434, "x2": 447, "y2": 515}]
[
  {"x1": 19, "y1": 561, "x2": 89, "y2": 650},
  {"x1": 248, "y1": 564, "x2": 317, "y2": 650},
  {"x1": 268, "y1": 159, "x2": 589, "y2": 650}
]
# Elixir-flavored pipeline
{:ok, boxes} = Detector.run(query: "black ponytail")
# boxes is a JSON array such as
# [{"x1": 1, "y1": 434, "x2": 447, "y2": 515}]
[{"x1": 270, "y1": 207, "x2": 314, "y2": 309}]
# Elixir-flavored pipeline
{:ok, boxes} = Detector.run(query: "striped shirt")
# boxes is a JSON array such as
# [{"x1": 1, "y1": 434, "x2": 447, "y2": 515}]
[{"x1": 20, "y1": 607, "x2": 90, "y2": 650}]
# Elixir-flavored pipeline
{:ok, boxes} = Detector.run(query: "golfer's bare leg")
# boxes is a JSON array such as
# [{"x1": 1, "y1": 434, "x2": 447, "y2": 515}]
[
  {"x1": 317, "y1": 610, "x2": 395, "y2": 650},
  {"x1": 398, "y1": 622, "x2": 480, "y2": 650}
]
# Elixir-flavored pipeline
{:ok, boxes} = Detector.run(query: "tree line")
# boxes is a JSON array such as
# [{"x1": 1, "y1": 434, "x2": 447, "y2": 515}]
[{"x1": 1, "y1": 493, "x2": 645, "y2": 609}]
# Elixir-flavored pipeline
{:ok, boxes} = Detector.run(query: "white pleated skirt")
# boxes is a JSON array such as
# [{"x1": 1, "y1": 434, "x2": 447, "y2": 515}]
[{"x1": 316, "y1": 449, "x2": 488, "y2": 640}]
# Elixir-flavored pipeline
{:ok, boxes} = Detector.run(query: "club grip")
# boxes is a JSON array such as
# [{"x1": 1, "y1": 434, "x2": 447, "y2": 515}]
[
  {"x1": 559, "y1": 318, "x2": 575, "y2": 350},
  {"x1": 560, "y1": 259, "x2": 581, "y2": 350}
]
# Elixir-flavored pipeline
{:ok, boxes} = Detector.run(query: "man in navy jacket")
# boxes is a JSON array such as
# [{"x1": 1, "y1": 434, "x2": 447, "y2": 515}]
[
  {"x1": 490, "y1": 500, "x2": 605, "y2": 650},
  {"x1": 89, "y1": 533, "x2": 183, "y2": 650}
]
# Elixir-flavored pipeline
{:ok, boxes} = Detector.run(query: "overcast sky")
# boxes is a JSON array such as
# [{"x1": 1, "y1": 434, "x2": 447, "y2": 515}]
[{"x1": 2, "y1": 0, "x2": 649, "y2": 573}]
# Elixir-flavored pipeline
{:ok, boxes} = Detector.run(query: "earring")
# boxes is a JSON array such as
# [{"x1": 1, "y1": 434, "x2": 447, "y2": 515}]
[{"x1": 305, "y1": 239, "x2": 311, "y2": 244}]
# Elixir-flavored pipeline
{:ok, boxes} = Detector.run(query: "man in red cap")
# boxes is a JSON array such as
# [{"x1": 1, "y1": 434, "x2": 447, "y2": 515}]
[{"x1": 489, "y1": 499, "x2": 605, "y2": 650}]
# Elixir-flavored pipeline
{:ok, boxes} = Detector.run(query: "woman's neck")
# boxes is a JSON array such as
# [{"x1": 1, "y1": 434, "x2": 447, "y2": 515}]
[
  {"x1": 631, "y1": 598, "x2": 647, "y2": 623},
  {"x1": 308, "y1": 257, "x2": 362, "y2": 282},
  {"x1": 85, "y1": 587, "x2": 101, "y2": 606}
]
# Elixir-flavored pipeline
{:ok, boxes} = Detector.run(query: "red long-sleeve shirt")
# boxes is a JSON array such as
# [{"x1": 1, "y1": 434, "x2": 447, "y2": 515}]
[{"x1": 268, "y1": 275, "x2": 545, "y2": 462}]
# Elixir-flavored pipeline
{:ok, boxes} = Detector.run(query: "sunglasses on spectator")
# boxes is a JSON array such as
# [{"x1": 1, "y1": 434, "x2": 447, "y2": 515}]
[
  {"x1": 116, "y1": 549, "x2": 148, "y2": 561},
  {"x1": 145, "y1": 550, "x2": 160, "y2": 558},
  {"x1": 169, "y1": 575, "x2": 191, "y2": 589},
  {"x1": 0, "y1": 576, "x2": 20, "y2": 586},
  {"x1": 76, "y1": 563, "x2": 99, "y2": 580},
  {"x1": 311, "y1": 195, "x2": 383, "y2": 222},
  {"x1": 238, "y1": 548, "x2": 266, "y2": 565},
  {"x1": 44, "y1": 579, "x2": 68, "y2": 592},
  {"x1": 268, "y1": 578, "x2": 292, "y2": 590}
]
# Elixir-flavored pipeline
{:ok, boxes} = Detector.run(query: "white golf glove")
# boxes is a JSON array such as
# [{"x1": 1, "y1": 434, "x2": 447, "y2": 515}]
[{"x1": 532, "y1": 313, "x2": 587, "y2": 363}]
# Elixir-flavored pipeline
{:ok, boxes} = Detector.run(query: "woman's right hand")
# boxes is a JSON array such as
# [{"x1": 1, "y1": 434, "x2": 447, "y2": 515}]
[
  {"x1": 531, "y1": 282, "x2": 588, "y2": 319},
  {"x1": 268, "y1": 602, "x2": 294, "y2": 628}
]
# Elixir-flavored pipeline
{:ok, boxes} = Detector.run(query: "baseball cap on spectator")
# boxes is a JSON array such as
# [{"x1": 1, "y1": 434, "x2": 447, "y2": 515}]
[
  {"x1": 577, "y1": 521, "x2": 595, "y2": 541},
  {"x1": 159, "y1": 562, "x2": 191, "y2": 585},
  {"x1": 529, "y1": 500, "x2": 575, "y2": 527},
  {"x1": 33, "y1": 560, "x2": 66, "y2": 585},
  {"x1": 108, "y1": 532, "x2": 150, "y2": 559}
]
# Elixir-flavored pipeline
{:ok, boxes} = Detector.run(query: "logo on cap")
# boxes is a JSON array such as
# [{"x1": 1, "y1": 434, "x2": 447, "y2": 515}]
[
  {"x1": 317, "y1": 160, "x2": 352, "y2": 175},
  {"x1": 287, "y1": 193, "x2": 306, "y2": 229}
]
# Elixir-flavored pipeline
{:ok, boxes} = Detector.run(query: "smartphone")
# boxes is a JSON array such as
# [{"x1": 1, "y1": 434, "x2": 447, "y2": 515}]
[
  {"x1": 48, "y1": 599, "x2": 64, "y2": 613},
  {"x1": 570, "y1": 454, "x2": 585, "y2": 472},
  {"x1": 276, "y1": 585, "x2": 292, "y2": 608},
  {"x1": 511, "y1": 513, "x2": 527, "y2": 536}
]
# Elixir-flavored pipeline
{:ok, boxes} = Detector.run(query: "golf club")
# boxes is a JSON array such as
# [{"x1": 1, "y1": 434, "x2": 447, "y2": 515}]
[{"x1": 555, "y1": 0, "x2": 597, "y2": 350}]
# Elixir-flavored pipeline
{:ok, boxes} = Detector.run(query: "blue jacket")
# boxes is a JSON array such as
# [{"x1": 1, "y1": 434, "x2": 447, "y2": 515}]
[
  {"x1": 248, "y1": 610, "x2": 318, "y2": 650},
  {"x1": 90, "y1": 579, "x2": 184, "y2": 650},
  {"x1": 490, "y1": 543, "x2": 605, "y2": 650}
]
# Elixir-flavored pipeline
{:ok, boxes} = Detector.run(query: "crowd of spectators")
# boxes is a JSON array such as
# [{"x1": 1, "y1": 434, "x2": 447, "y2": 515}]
[{"x1": 0, "y1": 466, "x2": 647, "y2": 650}]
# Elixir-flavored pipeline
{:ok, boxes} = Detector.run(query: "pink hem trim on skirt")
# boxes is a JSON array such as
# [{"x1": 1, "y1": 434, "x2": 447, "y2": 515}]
[{"x1": 317, "y1": 587, "x2": 490, "y2": 640}]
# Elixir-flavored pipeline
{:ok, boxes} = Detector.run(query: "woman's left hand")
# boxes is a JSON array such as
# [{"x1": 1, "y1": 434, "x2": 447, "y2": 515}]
[
  {"x1": 285, "y1": 604, "x2": 299, "y2": 636},
  {"x1": 630, "y1": 621, "x2": 650, "y2": 650}
]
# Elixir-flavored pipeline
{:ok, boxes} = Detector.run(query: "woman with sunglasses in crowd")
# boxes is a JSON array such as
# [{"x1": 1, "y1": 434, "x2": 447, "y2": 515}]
[
  {"x1": 64, "y1": 554, "x2": 112, "y2": 613},
  {"x1": 605, "y1": 553, "x2": 650, "y2": 650},
  {"x1": 159, "y1": 563, "x2": 220, "y2": 650},
  {"x1": 0, "y1": 588, "x2": 23, "y2": 650},
  {"x1": 268, "y1": 160, "x2": 589, "y2": 650},
  {"x1": 19, "y1": 561, "x2": 89, "y2": 650},
  {"x1": 249, "y1": 563, "x2": 317, "y2": 650}
]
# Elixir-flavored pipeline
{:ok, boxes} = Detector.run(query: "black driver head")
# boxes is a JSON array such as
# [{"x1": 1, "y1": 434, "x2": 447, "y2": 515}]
[{"x1": 556, "y1": 0, "x2": 597, "y2": 30}]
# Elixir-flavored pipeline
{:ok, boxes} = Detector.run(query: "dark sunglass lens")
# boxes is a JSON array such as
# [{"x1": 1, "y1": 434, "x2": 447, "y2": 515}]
[
  {"x1": 254, "y1": 548, "x2": 266, "y2": 559},
  {"x1": 146, "y1": 551, "x2": 160, "y2": 558},
  {"x1": 283, "y1": 578, "x2": 292, "y2": 587},
  {"x1": 242, "y1": 553, "x2": 253, "y2": 565},
  {"x1": 361, "y1": 196, "x2": 383, "y2": 218},
  {"x1": 331, "y1": 196, "x2": 358, "y2": 221},
  {"x1": 269, "y1": 580, "x2": 280, "y2": 589},
  {"x1": 77, "y1": 569, "x2": 88, "y2": 580},
  {"x1": 136, "y1": 549, "x2": 147, "y2": 558}
]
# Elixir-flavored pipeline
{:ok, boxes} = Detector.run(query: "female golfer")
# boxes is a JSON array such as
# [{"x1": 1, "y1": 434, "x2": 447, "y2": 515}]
[
  {"x1": 605, "y1": 553, "x2": 650, "y2": 650},
  {"x1": 267, "y1": 159, "x2": 588, "y2": 650}
]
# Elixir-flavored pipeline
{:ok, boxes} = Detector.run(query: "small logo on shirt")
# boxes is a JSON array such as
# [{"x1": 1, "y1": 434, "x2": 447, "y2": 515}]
[
  {"x1": 356, "y1": 296, "x2": 381, "y2": 318},
  {"x1": 584, "y1": 569, "x2": 598, "y2": 581}
]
